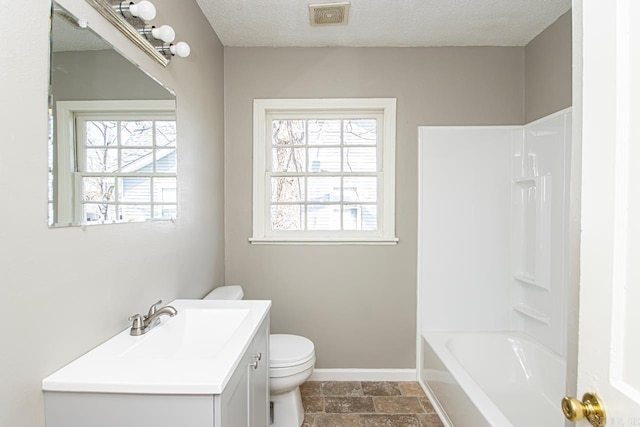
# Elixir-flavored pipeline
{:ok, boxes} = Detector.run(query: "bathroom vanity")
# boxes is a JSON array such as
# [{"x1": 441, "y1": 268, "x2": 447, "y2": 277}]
[{"x1": 42, "y1": 300, "x2": 271, "y2": 427}]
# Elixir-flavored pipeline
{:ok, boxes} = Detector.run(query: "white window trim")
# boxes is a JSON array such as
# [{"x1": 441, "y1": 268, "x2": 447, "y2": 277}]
[
  {"x1": 250, "y1": 98, "x2": 398, "y2": 245},
  {"x1": 55, "y1": 100, "x2": 176, "y2": 225}
]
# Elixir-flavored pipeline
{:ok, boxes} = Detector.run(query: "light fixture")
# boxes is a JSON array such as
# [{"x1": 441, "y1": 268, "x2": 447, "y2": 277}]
[
  {"x1": 157, "y1": 41, "x2": 191, "y2": 58},
  {"x1": 140, "y1": 24, "x2": 175, "y2": 43},
  {"x1": 170, "y1": 42, "x2": 190, "y2": 57},
  {"x1": 85, "y1": 0, "x2": 192, "y2": 66},
  {"x1": 118, "y1": 0, "x2": 156, "y2": 21}
]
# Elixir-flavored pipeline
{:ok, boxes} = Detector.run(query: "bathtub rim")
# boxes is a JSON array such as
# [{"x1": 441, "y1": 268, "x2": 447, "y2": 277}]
[
  {"x1": 421, "y1": 330, "x2": 567, "y2": 427},
  {"x1": 422, "y1": 331, "x2": 515, "y2": 426}
]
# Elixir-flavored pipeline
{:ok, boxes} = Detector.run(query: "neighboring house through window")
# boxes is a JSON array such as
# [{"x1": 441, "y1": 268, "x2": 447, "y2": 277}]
[
  {"x1": 54, "y1": 100, "x2": 177, "y2": 224},
  {"x1": 251, "y1": 98, "x2": 397, "y2": 244}
]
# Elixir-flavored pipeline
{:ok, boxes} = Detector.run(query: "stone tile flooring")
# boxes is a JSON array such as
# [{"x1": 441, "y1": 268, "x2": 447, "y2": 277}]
[{"x1": 300, "y1": 381, "x2": 445, "y2": 427}]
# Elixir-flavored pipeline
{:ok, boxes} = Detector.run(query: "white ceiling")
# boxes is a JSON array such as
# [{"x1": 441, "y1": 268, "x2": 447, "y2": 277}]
[{"x1": 196, "y1": 0, "x2": 571, "y2": 47}]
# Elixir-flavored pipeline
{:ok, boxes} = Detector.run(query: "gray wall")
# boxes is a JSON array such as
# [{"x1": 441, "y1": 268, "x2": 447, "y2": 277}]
[
  {"x1": 52, "y1": 49, "x2": 175, "y2": 101},
  {"x1": 0, "y1": 1, "x2": 224, "y2": 426},
  {"x1": 525, "y1": 11, "x2": 573, "y2": 123},
  {"x1": 224, "y1": 47, "x2": 525, "y2": 368}
]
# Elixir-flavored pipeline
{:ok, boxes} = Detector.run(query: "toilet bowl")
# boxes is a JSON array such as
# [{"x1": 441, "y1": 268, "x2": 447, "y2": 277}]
[{"x1": 204, "y1": 286, "x2": 315, "y2": 427}]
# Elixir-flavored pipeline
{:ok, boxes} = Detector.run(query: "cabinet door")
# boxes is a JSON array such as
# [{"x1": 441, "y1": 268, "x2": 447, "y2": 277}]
[
  {"x1": 219, "y1": 352, "x2": 250, "y2": 427},
  {"x1": 250, "y1": 314, "x2": 270, "y2": 427},
  {"x1": 218, "y1": 313, "x2": 270, "y2": 427}
]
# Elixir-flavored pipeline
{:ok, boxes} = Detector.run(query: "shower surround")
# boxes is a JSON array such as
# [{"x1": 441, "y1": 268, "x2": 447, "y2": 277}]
[{"x1": 417, "y1": 108, "x2": 572, "y2": 426}]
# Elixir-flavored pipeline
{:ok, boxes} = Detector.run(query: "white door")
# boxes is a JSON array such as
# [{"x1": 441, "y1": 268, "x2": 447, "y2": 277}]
[{"x1": 571, "y1": 0, "x2": 640, "y2": 425}]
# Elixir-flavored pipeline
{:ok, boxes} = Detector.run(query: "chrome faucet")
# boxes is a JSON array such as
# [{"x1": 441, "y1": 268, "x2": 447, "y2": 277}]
[{"x1": 128, "y1": 300, "x2": 177, "y2": 336}]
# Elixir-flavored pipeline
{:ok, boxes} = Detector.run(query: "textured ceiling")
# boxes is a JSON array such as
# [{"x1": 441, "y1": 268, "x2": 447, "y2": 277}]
[{"x1": 196, "y1": 0, "x2": 571, "y2": 47}]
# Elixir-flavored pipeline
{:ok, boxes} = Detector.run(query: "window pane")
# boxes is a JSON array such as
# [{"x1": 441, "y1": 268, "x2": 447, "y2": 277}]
[
  {"x1": 118, "y1": 177, "x2": 151, "y2": 202},
  {"x1": 307, "y1": 205, "x2": 340, "y2": 230},
  {"x1": 83, "y1": 203, "x2": 116, "y2": 222},
  {"x1": 156, "y1": 121, "x2": 176, "y2": 147},
  {"x1": 308, "y1": 120, "x2": 341, "y2": 145},
  {"x1": 343, "y1": 177, "x2": 377, "y2": 202},
  {"x1": 154, "y1": 204, "x2": 177, "y2": 219},
  {"x1": 343, "y1": 147, "x2": 377, "y2": 172},
  {"x1": 307, "y1": 176, "x2": 341, "y2": 202},
  {"x1": 271, "y1": 205, "x2": 304, "y2": 230},
  {"x1": 308, "y1": 147, "x2": 341, "y2": 172},
  {"x1": 272, "y1": 147, "x2": 306, "y2": 172},
  {"x1": 119, "y1": 205, "x2": 151, "y2": 221},
  {"x1": 271, "y1": 177, "x2": 305, "y2": 202},
  {"x1": 85, "y1": 148, "x2": 118, "y2": 172},
  {"x1": 343, "y1": 205, "x2": 377, "y2": 231},
  {"x1": 344, "y1": 119, "x2": 376, "y2": 145},
  {"x1": 155, "y1": 148, "x2": 177, "y2": 173},
  {"x1": 85, "y1": 121, "x2": 117, "y2": 147},
  {"x1": 272, "y1": 120, "x2": 305, "y2": 146},
  {"x1": 122, "y1": 121, "x2": 153, "y2": 146},
  {"x1": 153, "y1": 177, "x2": 177, "y2": 203},
  {"x1": 83, "y1": 177, "x2": 115, "y2": 202},
  {"x1": 121, "y1": 149, "x2": 152, "y2": 172}
]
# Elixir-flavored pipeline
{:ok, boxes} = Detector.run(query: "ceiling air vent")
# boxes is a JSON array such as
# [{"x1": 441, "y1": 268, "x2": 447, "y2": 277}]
[{"x1": 309, "y1": 2, "x2": 350, "y2": 26}]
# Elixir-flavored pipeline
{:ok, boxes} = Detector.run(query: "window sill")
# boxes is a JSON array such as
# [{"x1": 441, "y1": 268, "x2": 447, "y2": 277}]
[{"x1": 248, "y1": 237, "x2": 399, "y2": 245}]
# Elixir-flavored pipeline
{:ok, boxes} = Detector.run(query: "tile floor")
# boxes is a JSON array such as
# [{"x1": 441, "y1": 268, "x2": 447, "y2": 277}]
[{"x1": 300, "y1": 381, "x2": 444, "y2": 427}]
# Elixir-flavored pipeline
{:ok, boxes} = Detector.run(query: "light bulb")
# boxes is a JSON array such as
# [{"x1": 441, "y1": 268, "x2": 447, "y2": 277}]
[
  {"x1": 151, "y1": 25, "x2": 175, "y2": 43},
  {"x1": 129, "y1": 1, "x2": 156, "y2": 21},
  {"x1": 170, "y1": 42, "x2": 191, "y2": 58}
]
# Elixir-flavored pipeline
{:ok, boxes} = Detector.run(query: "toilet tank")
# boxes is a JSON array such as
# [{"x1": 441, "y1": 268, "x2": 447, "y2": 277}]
[{"x1": 203, "y1": 285, "x2": 244, "y2": 300}]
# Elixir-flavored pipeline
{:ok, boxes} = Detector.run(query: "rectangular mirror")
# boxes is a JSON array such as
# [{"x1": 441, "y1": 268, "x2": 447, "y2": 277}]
[{"x1": 49, "y1": 4, "x2": 177, "y2": 227}]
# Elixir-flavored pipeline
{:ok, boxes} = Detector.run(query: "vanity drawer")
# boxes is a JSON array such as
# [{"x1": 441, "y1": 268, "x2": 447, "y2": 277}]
[{"x1": 44, "y1": 392, "x2": 214, "y2": 427}]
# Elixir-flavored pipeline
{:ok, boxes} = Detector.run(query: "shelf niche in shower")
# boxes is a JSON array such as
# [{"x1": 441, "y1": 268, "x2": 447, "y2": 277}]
[{"x1": 512, "y1": 175, "x2": 552, "y2": 292}]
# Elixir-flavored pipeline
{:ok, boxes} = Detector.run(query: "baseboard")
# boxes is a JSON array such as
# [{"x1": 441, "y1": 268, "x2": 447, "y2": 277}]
[{"x1": 309, "y1": 369, "x2": 417, "y2": 382}]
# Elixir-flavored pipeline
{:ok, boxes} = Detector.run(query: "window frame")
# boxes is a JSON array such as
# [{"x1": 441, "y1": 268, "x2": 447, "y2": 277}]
[
  {"x1": 251, "y1": 98, "x2": 398, "y2": 245},
  {"x1": 55, "y1": 100, "x2": 177, "y2": 225}
]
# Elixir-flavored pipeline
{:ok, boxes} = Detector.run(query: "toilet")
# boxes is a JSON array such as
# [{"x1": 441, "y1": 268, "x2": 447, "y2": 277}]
[{"x1": 204, "y1": 286, "x2": 315, "y2": 427}]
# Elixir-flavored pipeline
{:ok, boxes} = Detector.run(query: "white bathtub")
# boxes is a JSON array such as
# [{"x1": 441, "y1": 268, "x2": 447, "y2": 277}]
[{"x1": 420, "y1": 332, "x2": 566, "y2": 427}]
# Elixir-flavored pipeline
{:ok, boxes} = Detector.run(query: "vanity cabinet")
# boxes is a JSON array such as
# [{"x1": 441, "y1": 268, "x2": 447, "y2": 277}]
[
  {"x1": 217, "y1": 316, "x2": 269, "y2": 427},
  {"x1": 250, "y1": 320, "x2": 269, "y2": 427},
  {"x1": 43, "y1": 311, "x2": 270, "y2": 427}
]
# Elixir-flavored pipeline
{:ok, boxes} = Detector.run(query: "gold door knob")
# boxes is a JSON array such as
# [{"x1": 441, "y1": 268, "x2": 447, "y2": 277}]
[{"x1": 562, "y1": 392, "x2": 606, "y2": 426}]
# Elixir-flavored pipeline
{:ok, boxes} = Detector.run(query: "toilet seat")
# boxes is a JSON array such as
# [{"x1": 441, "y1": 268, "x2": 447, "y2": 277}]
[
  {"x1": 269, "y1": 334, "x2": 315, "y2": 377},
  {"x1": 270, "y1": 355, "x2": 316, "y2": 378},
  {"x1": 270, "y1": 334, "x2": 315, "y2": 367}
]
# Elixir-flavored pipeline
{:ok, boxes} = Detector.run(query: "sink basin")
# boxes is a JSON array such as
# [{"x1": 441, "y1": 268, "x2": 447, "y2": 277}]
[
  {"x1": 122, "y1": 308, "x2": 250, "y2": 360},
  {"x1": 42, "y1": 299, "x2": 271, "y2": 394}
]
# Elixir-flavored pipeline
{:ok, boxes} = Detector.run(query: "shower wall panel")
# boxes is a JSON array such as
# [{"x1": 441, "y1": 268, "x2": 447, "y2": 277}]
[
  {"x1": 419, "y1": 127, "x2": 519, "y2": 333},
  {"x1": 418, "y1": 109, "x2": 571, "y2": 355},
  {"x1": 511, "y1": 109, "x2": 571, "y2": 355}
]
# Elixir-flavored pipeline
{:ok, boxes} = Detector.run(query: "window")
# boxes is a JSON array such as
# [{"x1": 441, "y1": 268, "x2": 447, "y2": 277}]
[
  {"x1": 55, "y1": 100, "x2": 176, "y2": 224},
  {"x1": 251, "y1": 98, "x2": 397, "y2": 244}
]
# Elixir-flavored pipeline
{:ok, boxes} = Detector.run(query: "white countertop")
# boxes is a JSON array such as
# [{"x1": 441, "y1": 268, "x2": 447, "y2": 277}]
[{"x1": 42, "y1": 299, "x2": 271, "y2": 395}]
